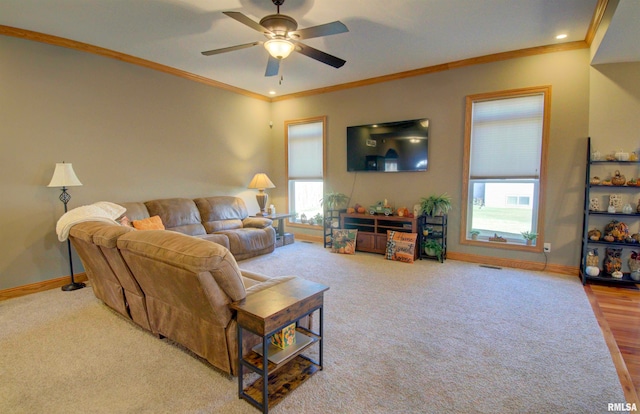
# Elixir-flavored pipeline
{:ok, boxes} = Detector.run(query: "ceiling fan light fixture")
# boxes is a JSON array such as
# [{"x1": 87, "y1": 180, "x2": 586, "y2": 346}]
[{"x1": 264, "y1": 38, "x2": 295, "y2": 59}]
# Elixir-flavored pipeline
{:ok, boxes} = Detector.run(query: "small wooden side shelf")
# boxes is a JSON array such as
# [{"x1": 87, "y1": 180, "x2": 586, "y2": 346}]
[
  {"x1": 230, "y1": 278, "x2": 329, "y2": 413},
  {"x1": 340, "y1": 213, "x2": 418, "y2": 258}
]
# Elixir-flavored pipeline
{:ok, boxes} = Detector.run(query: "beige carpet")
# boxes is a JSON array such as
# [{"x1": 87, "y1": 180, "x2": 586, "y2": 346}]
[{"x1": 0, "y1": 241, "x2": 627, "y2": 413}]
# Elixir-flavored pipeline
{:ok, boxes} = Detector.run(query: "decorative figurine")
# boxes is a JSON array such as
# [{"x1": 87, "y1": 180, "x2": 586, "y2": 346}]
[{"x1": 603, "y1": 247, "x2": 623, "y2": 275}]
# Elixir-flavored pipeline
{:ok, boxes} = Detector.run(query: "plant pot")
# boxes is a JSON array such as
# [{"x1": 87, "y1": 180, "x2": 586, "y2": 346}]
[
  {"x1": 471, "y1": 234, "x2": 478, "y2": 240},
  {"x1": 526, "y1": 239, "x2": 533, "y2": 246},
  {"x1": 425, "y1": 247, "x2": 437, "y2": 257}
]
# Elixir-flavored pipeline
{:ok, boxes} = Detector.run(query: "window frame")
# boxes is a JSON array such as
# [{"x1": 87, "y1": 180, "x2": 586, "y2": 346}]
[
  {"x1": 285, "y1": 116, "x2": 327, "y2": 229},
  {"x1": 460, "y1": 86, "x2": 551, "y2": 251}
]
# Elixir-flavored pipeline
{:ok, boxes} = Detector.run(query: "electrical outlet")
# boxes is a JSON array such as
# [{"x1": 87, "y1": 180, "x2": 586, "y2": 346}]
[{"x1": 544, "y1": 243, "x2": 551, "y2": 252}]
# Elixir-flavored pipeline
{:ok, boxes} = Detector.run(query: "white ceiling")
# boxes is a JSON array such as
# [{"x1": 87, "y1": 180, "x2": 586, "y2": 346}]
[{"x1": 0, "y1": 0, "x2": 637, "y2": 98}]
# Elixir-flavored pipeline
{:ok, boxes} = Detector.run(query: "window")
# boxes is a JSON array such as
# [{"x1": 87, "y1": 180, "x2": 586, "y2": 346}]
[
  {"x1": 285, "y1": 117, "x2": 326, "y2": 225},
  {"x1": 461, "y1": 87, "x2": 550, "y2": 249}
]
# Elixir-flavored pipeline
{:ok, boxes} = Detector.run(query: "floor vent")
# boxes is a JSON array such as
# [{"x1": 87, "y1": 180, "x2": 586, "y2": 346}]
[{"x1": 479, "y1": 265, "x2": 502, "y2": 270}]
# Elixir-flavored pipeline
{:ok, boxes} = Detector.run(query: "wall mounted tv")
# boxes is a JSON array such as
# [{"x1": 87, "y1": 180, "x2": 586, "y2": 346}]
[{"x1": 347, "y1": 118, "x2": 429, "y2": 172}]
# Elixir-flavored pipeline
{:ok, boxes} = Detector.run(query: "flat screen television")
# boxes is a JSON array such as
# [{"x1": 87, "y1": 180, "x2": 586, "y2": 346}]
[{"x1": 346, "y1": 118, "x2": 429, "y2": 172}]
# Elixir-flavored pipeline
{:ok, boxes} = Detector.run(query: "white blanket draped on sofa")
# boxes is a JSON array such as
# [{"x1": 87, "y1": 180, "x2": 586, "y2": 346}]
[{"x1": 56, "y1": 201, "x2": 126, "y2": 242}]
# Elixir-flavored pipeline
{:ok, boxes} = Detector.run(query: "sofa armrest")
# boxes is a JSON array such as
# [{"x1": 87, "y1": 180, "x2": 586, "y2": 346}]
[
  {"x1": 240, "y1": 269, "x2": 271, "y2": 288},
  {"x1": 245, "y1": 275, "x2": 297, "y2": 295},
  {"x1": 195, "y1": 233, "x2": 231, "y2": 250},
  {"x1": 242, "y1": 217, "x2": 273, "y2": 229}
]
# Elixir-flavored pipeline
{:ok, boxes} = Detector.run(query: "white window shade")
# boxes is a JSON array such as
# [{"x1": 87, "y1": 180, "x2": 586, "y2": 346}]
[
  {"x1": 470, "y1": 94, "x2": 543, "y2": 179},
  {"x1": 288, "y1": 122, "x2": 323, "y2": 178}
]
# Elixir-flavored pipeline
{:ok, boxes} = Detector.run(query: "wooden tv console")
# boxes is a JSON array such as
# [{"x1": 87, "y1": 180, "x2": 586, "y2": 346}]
[{"x1": 339, "y1": 213, "x2": 418, "y2": 259}]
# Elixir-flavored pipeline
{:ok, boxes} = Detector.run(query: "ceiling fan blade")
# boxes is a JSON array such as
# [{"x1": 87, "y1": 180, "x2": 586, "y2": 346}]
[
  {"x1": 265, "y1": 56, "x2": 280, "y2": 77},
  {"x1": 290, "y1": 21, "x2": 348, "y2": 40},
  {"x1": 223, "y1": 11, "x2": 273, "y2": 36},
  {"x1": 294, "y1": 41, "x2": 346, "y2": 68},
  {"x1": 201, "y1": 41, "x2": 261, "y2": 56}
]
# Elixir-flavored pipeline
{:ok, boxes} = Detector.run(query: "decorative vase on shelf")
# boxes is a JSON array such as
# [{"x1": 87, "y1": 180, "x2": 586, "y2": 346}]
[
  {"x1": 623, "y1": 204, "x2": 633, "y2": 214},
  {"x1": 637, "y1": 198, "x2": 640, "y2": 213},
  {"x1": 611, "y1": 170, "x2": 626, "y2": 186}
]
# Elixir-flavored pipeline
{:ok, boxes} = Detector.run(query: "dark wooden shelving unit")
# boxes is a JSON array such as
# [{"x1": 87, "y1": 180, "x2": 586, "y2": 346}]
[
  {"x1": 580, "y1": 137, "x2": 640, "y2": 286},
  {"x1": 323, "y1": 209, "x2": 345, "y2": 248},
  {"x1": 419, "y1": 214, "x2": 447, "y2": 262}
]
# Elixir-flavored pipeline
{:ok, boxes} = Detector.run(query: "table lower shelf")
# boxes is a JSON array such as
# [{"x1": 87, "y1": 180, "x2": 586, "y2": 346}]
[{"x1": 242, "y1": 355, "x2": 320, "y2": 408}]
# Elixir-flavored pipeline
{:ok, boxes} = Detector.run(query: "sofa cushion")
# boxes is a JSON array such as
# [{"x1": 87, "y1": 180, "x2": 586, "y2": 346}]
[
  {"x1": 119, "y1": 202, "x2": 150, "y2": 222},
  {"x1": 145, "y1": 198, "x2": 207, "y2": 236},
  {"x1": 194, "y1": 196, "x2": 249, "y2": 233}
]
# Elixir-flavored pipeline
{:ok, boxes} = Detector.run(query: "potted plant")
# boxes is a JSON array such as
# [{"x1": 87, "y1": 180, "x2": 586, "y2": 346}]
[
  {"x1": 313, "y1": 213, "x2": 323, "y2": 225},
  {"x1": 521, "y1": 231, "x2": 538, "y2": 246},
  {"x1": 470, "y1": 230, "x2": 480, "y2": 240},
  {"x1": 420, "y1": 193, "x2": 452, "y2": 216},
  {"x1": 423, "y1": 239, "x2": 443, "y2": 260},
  {"x1": 321, "y1": 192, "x2": 349, "y2": 211}
]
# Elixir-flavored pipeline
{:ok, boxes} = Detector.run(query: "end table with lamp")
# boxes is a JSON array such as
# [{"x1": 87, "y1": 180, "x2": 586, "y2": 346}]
[{"x1": 252, "y1": 213, "x2": 294, "y2": 247}]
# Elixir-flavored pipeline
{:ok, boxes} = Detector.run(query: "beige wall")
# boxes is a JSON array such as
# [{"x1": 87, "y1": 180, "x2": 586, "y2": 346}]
[
  {"x1": 271, "y1": 49, "x2": 592, "y2": 267},
  {"x1": 0, "y1": 36, "x2": 271, "y2": 290},
  {"x1": 589, "y1": 62, "x2": 640, "y2": 151},
  {"x1": 588, "y1": 61, "x2": 640, "y2": 251},
  {"x1": 3, "y1": 31, "x2": 638, "y2": 291}
]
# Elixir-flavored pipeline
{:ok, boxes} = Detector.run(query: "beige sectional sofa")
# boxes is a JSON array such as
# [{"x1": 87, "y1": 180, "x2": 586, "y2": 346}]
[
  {"x1": 119, "y1": 196, "x2": 276, "y2": 260},
  {"x1": 69, "y1": 220, "x2": 295, "y2": 375}
]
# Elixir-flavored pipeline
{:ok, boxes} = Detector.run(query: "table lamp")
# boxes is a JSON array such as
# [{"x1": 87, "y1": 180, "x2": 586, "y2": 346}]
[
  {"x1": 248, "y1": 173, "x2": 275, "y2": 216},
  {"x1": 48, "y1": 162, "x2": 85, "y2": 291}
]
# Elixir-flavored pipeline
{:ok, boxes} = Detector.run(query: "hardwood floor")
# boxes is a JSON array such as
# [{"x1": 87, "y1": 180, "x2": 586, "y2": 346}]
[{"x1": 586, "y1": 283, "x2": 640, "y2": 405}]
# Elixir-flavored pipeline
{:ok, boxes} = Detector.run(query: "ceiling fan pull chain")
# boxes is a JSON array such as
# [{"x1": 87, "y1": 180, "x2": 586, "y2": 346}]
[{"x1": 279, "y1": 75, "x2": 284, "y2": 85}]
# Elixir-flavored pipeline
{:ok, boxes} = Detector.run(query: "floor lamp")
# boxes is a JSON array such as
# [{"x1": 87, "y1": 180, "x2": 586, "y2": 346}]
[{"x1": 48, "y1": 162, "x2": 85, "y2": 291}]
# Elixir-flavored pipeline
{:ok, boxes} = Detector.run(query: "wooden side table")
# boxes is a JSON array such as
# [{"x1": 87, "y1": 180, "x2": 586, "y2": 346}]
[
  {"x1": 252, "y1": 213, "x2": 293, "y2": 247},
  {"x1": 230, "y1": 278, "x2": 329, "y2": 413}
]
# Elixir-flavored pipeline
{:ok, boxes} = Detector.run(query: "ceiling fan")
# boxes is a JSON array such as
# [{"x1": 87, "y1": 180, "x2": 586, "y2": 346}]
[{"x1": 201, "y1": 0, "x2": 348, "y2": 77}]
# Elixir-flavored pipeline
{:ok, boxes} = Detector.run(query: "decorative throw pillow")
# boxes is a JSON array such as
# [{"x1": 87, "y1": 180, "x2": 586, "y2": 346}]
[
  {"x1": 385, "y1": 230, "x2": 417, "y2": 263},
  {"x1": 132, "y1": 215, "x2": 165, "y2": 230},
  {"x1": 331, "y1": 229, "x2": 358, "y2": 254}
]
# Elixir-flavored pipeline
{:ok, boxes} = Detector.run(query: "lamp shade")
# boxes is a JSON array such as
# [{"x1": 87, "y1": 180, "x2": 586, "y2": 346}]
[
  {"x1": 47, "y1": 162, "x2": 82, "y2": 187},
  {"x1": 248, "y1": 173, "x2": 275, "y2": 190},
  {"x1": 264, "y1": 39, "x2": 295, "y2": 59}
]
